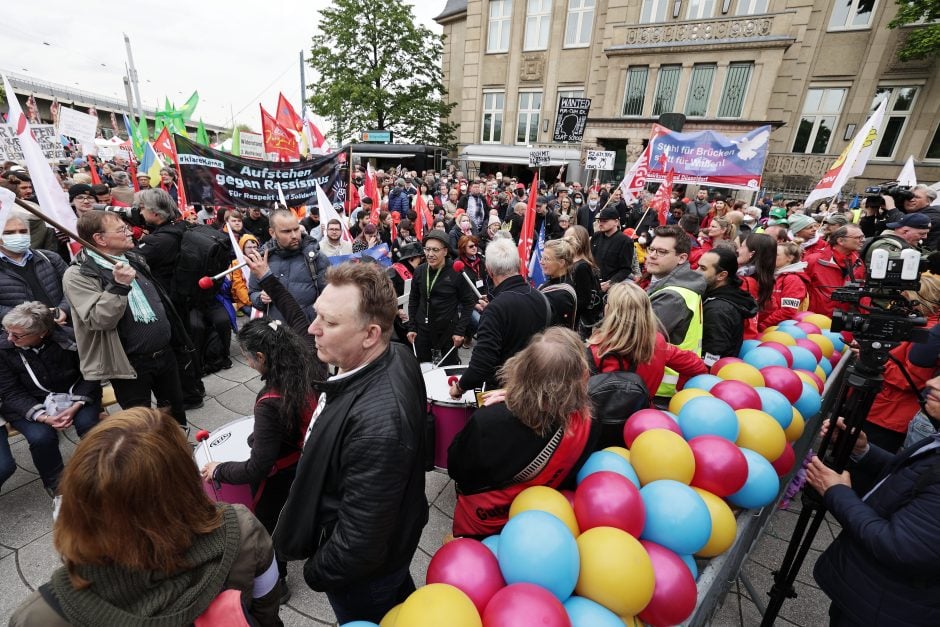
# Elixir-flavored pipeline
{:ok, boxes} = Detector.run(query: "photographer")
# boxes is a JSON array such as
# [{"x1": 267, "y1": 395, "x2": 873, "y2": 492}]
[
  {"x1": 862, "y1": 213, "x2": 930, "y2": 267},
  {"x1": 872, "y1": 184, "x2": 940, "y2": 251}
]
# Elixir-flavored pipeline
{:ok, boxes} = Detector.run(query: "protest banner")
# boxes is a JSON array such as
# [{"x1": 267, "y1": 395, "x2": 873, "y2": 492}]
[
  {"x1": 0, "y1": 124, "x2": 66, "y2": 161},
  {"x1": 528, "y1": 150, "x2": 550, "y2": 167},
  {"x1": 328, "y1": 242, "x2": 392, "y2": 267},
  {"x1": 176, "y1": 135, "x2": 349, "y2": 209},
  {"x1": 553, "y1": 97, "x2": 591, "y2": 143},
  {"x1": 238, "y1": 131, "x2": 265, "y2": 159},
  {"x1": 647, "y1": 124, "x2": 772, "y2": 190},
  {"x1": 57, "y1": 107, "x2": 99, "y2": 143}
]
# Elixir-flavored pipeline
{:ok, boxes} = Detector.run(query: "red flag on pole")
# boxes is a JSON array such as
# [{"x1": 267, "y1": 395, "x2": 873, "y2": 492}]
[
  {"x1": 365, "y1": 163, "x2": 380, "y2": 224},
  {"x1": 87, "y1": 155, "x2": 102, "y2": 185},
  {"x1": 652, "y1": 168, "x2": 675, "y2": 226},
  {"x1": 275, "y1": 93, "x2": 304, "y2": 133},
  {"x1": 129, "y1": 161, "x2": 140, "y2": 192},
  {"x1": 153, "y1": 127, "x2": 178, "y2": 163},
  {"x1": 260, "y1": 105, "x2": 300, "y2": 162},
  {"x1": 413, "y1": 192, "x2": 428, "y2": 241},
  {"x1": 517, "y1": 174, "x2": 539, "y2": 278}
]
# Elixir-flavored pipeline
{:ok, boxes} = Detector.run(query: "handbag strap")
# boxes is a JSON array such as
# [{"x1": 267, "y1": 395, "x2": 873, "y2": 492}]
[{"x1": 18, "y1": 352, "x2": 76, "y2": 396}]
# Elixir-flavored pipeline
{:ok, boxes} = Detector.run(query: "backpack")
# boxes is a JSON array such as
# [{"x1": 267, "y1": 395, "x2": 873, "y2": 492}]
[
  {"x1": 586, "y1": 350, "x2": 651, "y2": 448},
  {"x1": 171, "y1": 222, "x2": 233, "y2": 304}
]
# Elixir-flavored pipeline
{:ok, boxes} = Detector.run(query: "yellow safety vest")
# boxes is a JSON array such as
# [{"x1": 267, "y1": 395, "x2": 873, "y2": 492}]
[{"x1": 656, "y1": 285, "x2": 703, "y2": 397}]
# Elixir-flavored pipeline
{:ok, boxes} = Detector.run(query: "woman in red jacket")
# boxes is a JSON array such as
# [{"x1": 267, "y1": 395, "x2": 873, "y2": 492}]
[
  {"x1": 738, "y1": 233, "x2": 776, "y2": 340},
  {"x1": 759, "y1": 241, "x2": 810, "y2": 331},
  {"x1": 698, "y1": 217, "x2": 737, "y2": 254},
  {"x1": 587, "y1": 281, "x2": 706, "y2": 398}
]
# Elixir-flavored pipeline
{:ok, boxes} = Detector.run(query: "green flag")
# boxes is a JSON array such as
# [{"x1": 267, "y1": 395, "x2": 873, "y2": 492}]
[
  {"x1": 178, "y1": 91, "x2": 199, "y2": 121},
  {"x1": 196, "y1": 119, "x2": 209, "y2": 146},
  {"x1": 132, "y1": 116, "x2": 149, "y2": 159},
  {"x1": 231, "y1": 126, "x2": 240, "y2": 156}
]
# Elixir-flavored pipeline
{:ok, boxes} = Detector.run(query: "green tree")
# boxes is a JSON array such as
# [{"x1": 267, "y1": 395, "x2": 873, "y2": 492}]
[
  {"x1": 888, "y1": 0, "x2": 940, "y2": 61},
  {"x1": 307, "y1": 0, "x2": 457, "y2": 149}
]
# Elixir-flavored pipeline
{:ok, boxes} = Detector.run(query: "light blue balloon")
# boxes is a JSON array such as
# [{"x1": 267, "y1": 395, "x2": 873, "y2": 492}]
[
  {"x1": 794, "y1": 381, "x2": 822, "y2": 418},
  {"x1": 498, "y1": 510, "x2": 580, "y2": 601},
  {"x1": 788, "y1": 345, "x2": 818, "y2": 372},
  {"x1": 482, "y1": 534, "x2": 500, "y2": 559},
  {"x1": 822, "y1": 330, "x2": 846, "y2": 353},
  {"x1": 743, "y1": 346, "x2": 789, "y2": 370},
  {"x1": 576, "y1": 450, "x2": 640, "y2": 488},
  {"x1": 739, "y1": 339, "x2": 762, "y2": 357},
  {"x1": 778, "y1": 325, "x2": 808, "y2": 340},
  {"x1": 677, "y1": 396, "x2": 739, "y2": 441},
  {"x1": 680, "y1": 554, "x2": 699, "y2": 580},
  {"x1": 727, "y1": 448, "x2": 780, "y2": 509},
  {"x1": 564, "y1": 595, "x2": 625, "y2": 627},
  {"x1": 663, "y1": 410, "x2": 679, "y2": 422},
  {"x1": 685, "y1": 373, "x2": 724, "y2": 392},
  {"x1": 341, "y1": 622, "x2": 379, "y2": 627},
  {"x1": 754, "y1": 386, "x2": 793, "y2": 430},
  {"x1": 818, "y1": 356, "x2": 833, "y2": 376},
  {"x1": 777, "y1": 320, "x2": 798, "y2": 327},
  {"x1": 640, "y1": 480, "x2": 712, "y2": 555}
]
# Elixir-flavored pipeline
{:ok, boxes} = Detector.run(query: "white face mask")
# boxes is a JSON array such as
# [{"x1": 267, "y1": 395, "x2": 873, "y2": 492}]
[
  {"x1": 1, "y1": 233, "x2": 30, "y2": 253},
  {"x1": 588, "y1": 200, "x2": 598, "y2": 208},
  {"x1": 637, "y1": 236, "x2": 648, "y2": 246}
]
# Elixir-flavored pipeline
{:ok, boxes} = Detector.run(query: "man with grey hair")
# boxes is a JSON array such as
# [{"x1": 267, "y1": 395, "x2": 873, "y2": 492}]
[
  {"x1": 449, "y1": 237, "x2": 551, "y2": 398},
  {"x1": 135, "y1": 188, "x2": 183, "y2": 292}
]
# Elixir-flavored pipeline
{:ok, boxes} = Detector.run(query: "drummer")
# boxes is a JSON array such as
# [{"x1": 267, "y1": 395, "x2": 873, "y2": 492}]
[{"x1": 447, "y1": 327, "x2": 601, "y2": 538}]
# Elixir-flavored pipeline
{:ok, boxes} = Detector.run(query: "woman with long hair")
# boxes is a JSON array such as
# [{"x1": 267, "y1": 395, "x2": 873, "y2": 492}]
[
  {"x1": 699, "y1": 216, "x2": 737, "y2": 254},
  {"x1": 12, "y1": 408, "x2": 281, "y2": 626},
  {"x1": 352, "y1": 222, "x2": 381, "y2": 253},
  {"x1": 738, "y1": 233, "x2": 776, "y2": 339},
  {"x1": 565, "y1": 225, "x2": 604, "y2": 334},
  {"x1": 457, "y1": 234, "x2": 487, "y2": 346},
  {"x1": 759, "y1": 240, "x2": 810, "y2": 330}
]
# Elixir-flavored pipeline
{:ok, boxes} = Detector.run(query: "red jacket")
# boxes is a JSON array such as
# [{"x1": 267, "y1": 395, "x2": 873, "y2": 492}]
[
  {"x1": 805, "y1": 249, "x2": 865, "y2": 317},
  {"x1": 759, "y1": 266, "x2": 810, "y2": 330},
  {"x1": 589, "y1": 333, "x2": 706, "y2": 398},
  {"x1": 802, "y1": 238, "x2": 830, "y2": 260},
  {"x1": 740, "y1": 276, "x2": 760, "y2": 339}
]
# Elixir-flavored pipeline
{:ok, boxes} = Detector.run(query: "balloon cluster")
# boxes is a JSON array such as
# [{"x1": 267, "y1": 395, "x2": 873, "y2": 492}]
[{"x1": 344, "y1": 314, "x2": 842, "y2": 627}]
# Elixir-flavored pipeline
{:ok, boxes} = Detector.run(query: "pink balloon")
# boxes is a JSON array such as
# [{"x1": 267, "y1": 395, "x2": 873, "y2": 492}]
[
  {"x1": 426, "y1": 538, "x2": 506, "y2": 613},
  {"x1": 796, "y1": 369, "x2": 825, "y2": 393},
  {"x1": 795, "y1": 321, "x2": 822, "y2": 335},
  {"x1": 760, "y1": 342, "x2": 794, "y2": 367},
  {"x1": 793, "y1": 311, "x2": 812, "y2": 321},
  {"x1": 560, "y1": 489, "x2": 576, "y2": 510},
  {"x1": 771, "y1": 442, "x2": 796, "y2": 477},
  {"x1": 482, "y1": 583, "x2": 571, "y2": 627},
  {"x1": 829, "y1": 352, "x2": 842, "y2": 368},
  {"x1": 710, "y1": 356, "x2": 743, "y2": 374},
  {"x1": 759, "y1": 366, "x2": 804, "y2": 404},
  {"x1": 638, "y1": 541, "x2": 698, "y2": 627},
  {"x1": 623, "y1": 409, "x2": 682, "y2": 447},
  {"x1": 574, "y1": 470, "x2": 645, "y2": 537},
  {"x1": 794, "y1": 338, "x2": 823, "y2": 363},
  {"x1": 688, "y1": 436, "x2": 749, "y2": 496},
  {"x1": 710, "y1": 380, "x2": 763, "y2": 412}
]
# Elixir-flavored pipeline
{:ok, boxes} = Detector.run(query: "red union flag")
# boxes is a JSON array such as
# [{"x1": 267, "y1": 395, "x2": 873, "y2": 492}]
[
  {"x1": 275, "y1": 93, "x2": 304, "y2": 133},
  {"x1": 153, "y1": 126, "x2": 177, "y2": 163},
  {"x1": 517, "y1": 174, "x2": 539, "y2": 278},
  {"x1": 260, "y1": 105, "x2": 300, "y2": 162},
  {"x1": 652, "y1": 168, "x2": 675, "y2": 226}
]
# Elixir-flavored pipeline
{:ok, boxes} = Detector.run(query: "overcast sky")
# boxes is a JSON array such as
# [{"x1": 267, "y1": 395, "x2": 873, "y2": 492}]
[{"x1": 1, "y1": 0, "x2": 445, "y2": 133}]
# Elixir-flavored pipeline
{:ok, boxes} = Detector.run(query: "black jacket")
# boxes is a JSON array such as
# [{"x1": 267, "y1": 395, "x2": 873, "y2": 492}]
[
  {"x1": 0, "y1": 248, "x2": 70, "y2": 321},
  {"x1": 701, "y1": 283, "x2": 758, "y2": 362},
  {"x1": 457, "y1": 274, "x2": 550, "y2": 392},
  {"x1": 243, "y1": 213, "x2": 271, "y2": 244},
  {"x1": 135, "y1": 220, "x2": 185, "y2": 294},
  {"x1": 591, "y1": 230, "x2": 634, "y2": 283},
  {"x1": 407, "y1": 260, "x2": 476, "y2": 340},
  {"x1": 272, "y1": 344, "x2": 428, "y2": 590}
]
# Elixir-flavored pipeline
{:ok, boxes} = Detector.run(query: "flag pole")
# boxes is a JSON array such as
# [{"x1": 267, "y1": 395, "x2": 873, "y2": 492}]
[{"x1": 13, "y1": 198, "x2": 119, "y2": 264}]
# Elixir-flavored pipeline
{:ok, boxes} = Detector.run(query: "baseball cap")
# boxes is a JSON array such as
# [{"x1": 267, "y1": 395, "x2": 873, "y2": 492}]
[
  {"x1": 823, "y1": 214, "x2": 849, "y2": 226},
  {"x1": 769, "y1": 207, "x2": 787, "y2": 220},
  {"x1": 599, "y1": 206, "x2": 620, "y2": 221},
  {"x1": 887, "y1": 213, "x2": 930, "y2": 229}
]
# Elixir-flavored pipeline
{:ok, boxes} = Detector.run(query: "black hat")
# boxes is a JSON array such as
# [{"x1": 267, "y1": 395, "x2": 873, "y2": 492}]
[
  {"x1": 599, "y1": 206, "x2": 620, "y2": 221},
  {"x1": 536, "y1": 196, "x2": 548, "y2": 205},
  {"x1": 423, "y1": 229, "x2": 449, "y2": 248},
  {"x1": 887, "y1": 212, "x2": 930, "y2": 229},
  {"x1": 68, "y1": 183, "x2": 94, "y2": 202},
  {"x1": 398, "y1": 242, "x2": 424, "y2": 262}
]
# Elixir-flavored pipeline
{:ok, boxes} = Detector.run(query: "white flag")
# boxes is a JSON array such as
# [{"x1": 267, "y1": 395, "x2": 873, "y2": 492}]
[
  {"x1": 0, "y1": 186, "x2": 17, "y2": 235},
  {"x1": 315, "y1": 182, "x2": 353, "y2": 242},
  {"x1": 276, "y1": 182, "x2": 289, "y2": 209},
  {"x1": 226, "y1": 225, "x2": 250, "y2": 286},
  {"x1": 898, "y1": 155, "x2": 918, "y2": 187},
  {"x1": 2, "y1": 74, "x2": 77, "y2": 236}
]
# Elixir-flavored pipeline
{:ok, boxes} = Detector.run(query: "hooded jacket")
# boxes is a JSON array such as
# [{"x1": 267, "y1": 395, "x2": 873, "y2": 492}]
[
  {"x1": 702, "y1": 282, "x2": 759, "y2": 364},
  {"x1": 759, "y1": 262, "x2": 811, "y2": 330},
  {"x1": 647, "y1": 262, "x2": 706, "y2": 347},
  {"x1": 248, "y1": 235, "x2": 330, "y2": 322}
]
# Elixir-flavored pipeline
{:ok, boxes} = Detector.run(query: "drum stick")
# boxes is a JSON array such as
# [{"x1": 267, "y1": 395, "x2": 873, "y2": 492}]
[
  {"x1": 436, "y1": 344, "x2": 457, "y2": 367},
  {"x1": 412, "y1": 340, "x2": 417, "y2": 357},
  {"x1": 195, "y1": 430, "x2": 221, "y2": 490}
]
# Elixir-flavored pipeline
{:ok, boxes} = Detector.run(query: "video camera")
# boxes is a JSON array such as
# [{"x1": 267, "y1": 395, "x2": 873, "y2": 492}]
[
  {"x1": 864, "y1": 181, "x2": 914, "y2": 205},
  {"x1": 93, "y1": 203, "x2": 145, "y2": 228}
]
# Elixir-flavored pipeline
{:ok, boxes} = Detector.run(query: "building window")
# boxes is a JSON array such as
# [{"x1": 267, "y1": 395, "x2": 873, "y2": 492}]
[
  {"x1": 652, "y1": 66, "x2": 681, "y2": 116},
  {"x1": 792, "y1": 88, "x2": 847, "y2": 154},
  {"x1": 686, "y1": 0, "x2": 716, "y2": 20},
  {"x1": 481, "y1": 91, "x2": 505, "y2": 143},
  {"x1": 685, "y1": 64, "x2": 716, "y2": 117},
  {"x1": 487, "y1": 0, "x2": 513, "y2": 53},
  {"x1": 828, "y1": 0, "x2": 877, "y2": 31},
  {"x1": 927, "y1": 124, "x2": 940, "y2": 161},
  {"x1": 565, "y1": 0, "x2": 595, "y2": 47},
  {"x1": 516, "y1": 91, "x2": 543, "y2": 144},
  {"x1": 736, "y1": 0, "x2": 769, "y2": 14},
  {"x1": 716, "y1": 62, "x2": 752, "y2": 118},
  {"x1": 622, "y1": 67, "x2": 649, "y2": 116},
  {"x1": 524, "y1": 0, "x2": 552, "y2": 51},
  {"x1": 640, "y1": 0, "x2": 669, "y2": 23},
  {"x1": 557, "y1": 88, "x2": 586, "y2": 111},
  {"x1": 871, "y1": 86, "x2": 919, "y2": 160}
]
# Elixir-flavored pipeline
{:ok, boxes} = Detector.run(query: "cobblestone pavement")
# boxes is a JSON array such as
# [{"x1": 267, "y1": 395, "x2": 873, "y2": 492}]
[{"x1": 0, "y1": 345, "x2": 833, "y2": 625}]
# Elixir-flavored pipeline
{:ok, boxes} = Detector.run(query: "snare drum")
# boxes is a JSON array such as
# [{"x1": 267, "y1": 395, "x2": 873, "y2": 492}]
[
  {"x1": 424, "y1": 365, "x2": 476, "y2": 471},
  {"x1": 193, "y1": 416, "x2": 255, "y2": 510}
]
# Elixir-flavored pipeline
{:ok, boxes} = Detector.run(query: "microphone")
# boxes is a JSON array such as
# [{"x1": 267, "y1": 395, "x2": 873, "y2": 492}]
[
  {"x1": 451, "y1": 260, "x2": 482, "y2": 299},
  {"x1": 198, "y1": 260, "x2": 249, "y2": 290}
]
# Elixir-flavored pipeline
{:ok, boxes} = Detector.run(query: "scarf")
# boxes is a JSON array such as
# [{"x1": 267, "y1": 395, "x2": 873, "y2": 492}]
[{"x1": 87, "y1": 251, "x2": 157, "y2": 324}]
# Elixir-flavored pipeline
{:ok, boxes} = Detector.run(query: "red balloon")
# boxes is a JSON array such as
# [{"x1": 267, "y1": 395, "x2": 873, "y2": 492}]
[
  {"x1": 759, "y1": 366, "x2": 804, "y2": 404},
  {"x1": 426, "y1": 538, "x2": 506, "y2": 614},
  {"x1": 574, "y1": 471, "x2": 645, "y2": 537},
  {"x1": 794, "y1": 338, "x2": 823, "y2": 363},
  {"x1": 710, "y1": 380, "x2": 763, "y2": 411},
  {"x1": 771, "y1": 442, "x2": 797, "y2": 477},
  {"x1": 710, "y1": 356, "x2": 743, "y2": 374},
  {"x1": 482, "y1": 583, "x2": 571, "y2": 627},
  {"x1": 638, "y1": 541, "x2": 698, "y2": 627},
  {"x1": 760, "y1": 342, "x2": 794, "y2": 367},
  {"x1": 560, "y1": 489, "x2": 576, "y2": 510},
  {"x1": 623, "y1": 409, "x2": 682, "y2": 447},
  {"x1": 688, "y1": 436, "x2": 749, "y2": 496},
  {"x1": 829, "y1": 352, "x2": 842, "y2": 368},
  {"x1": 795, "y1": 321, "x2": 822, "y2": 336}
]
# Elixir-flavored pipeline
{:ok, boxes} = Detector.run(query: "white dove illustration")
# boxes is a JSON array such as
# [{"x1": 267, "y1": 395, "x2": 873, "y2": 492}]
[{"x1": 733, "y1": 129, "x2": 770, "y2": 160}]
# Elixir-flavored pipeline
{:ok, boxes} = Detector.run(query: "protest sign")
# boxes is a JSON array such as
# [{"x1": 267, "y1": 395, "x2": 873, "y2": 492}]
[
  {"x1": 57, "y1": 107, "x2": 99, "y2": 143},
  {"x1": 328, "y1": 242, "x2": 391, "y2": 267},
  {"x1": 585, "y1": 150, "x2": 615, "y2": 170},
  {"x1": 553, "y1": 98, "x2": 591, "y2": 143},
  {"x1": 0, "y1": 124, "x2": 65, "y2": 161},
  {"x1": 176, "y1": 135, "x2": 349, "y2": 209},
  {"x1": 528, "y1": 150, "x2": 550, "y2": 167},
  {"x1": 238, "y1": 131, "x2": 265, "y2": 159}
]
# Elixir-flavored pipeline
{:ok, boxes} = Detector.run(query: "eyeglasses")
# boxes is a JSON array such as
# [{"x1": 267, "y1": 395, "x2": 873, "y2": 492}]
[
  {"x1": 6, "y1": 329, "x2": 37, "y2": 341},
  {"x1": 467, "y1": 244, "x2": 478, "y2": 249},
  {"x1": 841, "y1": 235, "x2": 865, "y2": 241},
  {"x1": 647, "y1": 247, "x2": 675, "y2": 257},
  {"x1": 424, "y1": 247, "x2": 445, "y2": 253},
  {"x1": 101, "y1": 225, "x2": 132, "y2": 235},
  {"x1": 74, "y1": 194, "x2": 95, "y2": 201}
]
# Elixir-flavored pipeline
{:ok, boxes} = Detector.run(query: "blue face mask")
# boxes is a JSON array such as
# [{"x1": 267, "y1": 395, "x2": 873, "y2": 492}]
[{"x1": 1, "y1": 233, "x2": 30, "y2": 253}]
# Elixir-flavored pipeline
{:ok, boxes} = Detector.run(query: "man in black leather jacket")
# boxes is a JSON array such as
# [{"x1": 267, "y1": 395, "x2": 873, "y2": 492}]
[{"x1": 273, "y1": 262, "x2": 427, "y2": 625}]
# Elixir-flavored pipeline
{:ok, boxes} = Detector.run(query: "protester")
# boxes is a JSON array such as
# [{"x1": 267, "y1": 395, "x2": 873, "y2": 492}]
[
  {"x1": 10, "y1": 407, "x2": 282, "y2": 626},
  {"x1": 272, "y1": 263, "x2": 427, "y2": 625},
  {"x1": 563, "y1": 225, "x2": 602, "y2": 334},
  {"x1": 699, "y1": 216, "x2": 737, "y2": 253},
  {"x1": 862, "y1": 212, "x2": 930, "y2": 266},
  {"x1": 737, "y1": 233, "x2": 776, "y2": 338},
  {"x1": 352, "y1": 222, "x2": 381, "y2": 253},
  {"x1": 387, "y1": 242, "x2": 424, "y2": 343},
  {"x1": 805, "y1": 225, "x2": 866, "y2": 317},
  {"x1": 0, "y1": 302, "x2": 101, "y2": 496},
  {"x1": 591, "y1": 206, "x2": 634, "y2": 292},
  {"x1": 456, "y1": 235, "x2": 487, "y2": 345},
  {"x1": 449, "y1": 327, "x2": 600, "y2": 537},
  {"x1": 759, "y1": 241, "x2": 810, "y2": 330},
  {"x1": 697, "y1": 248, "x2": 759, "y2": 365},
  {"x1": 158, "y1": 167, "x2": 180, "y2": 204},
  {"x1": 686, "y1": 188, "x2": 710, "y2": 222},
  {"x1": 392, "y1": 219, "x2": 417, "y2": 261},
  {"x1": 538, "y1": 238, "x2": 578, "y2": 329},
  {"x1": 789, "y1": 213, "x2": 828, "y2": 258},
  {"x1": 231, "y1": 234, "x2": 260, "y2": 315},
  {"x1": 243, "y1": 206, "x2": 271, "y2": 244},
  {"x1": 320, "y1": 219, "x2": 352, "y2": 257},
  {"x1": 0, "y1": 213, "x2": 70, "y2": 324},
  {"x1": 224, "y1": 209, "x2": 246, "y2": 241},
  {"x1": 68, "y1": 183, "x2": 97, "y2": 219}
]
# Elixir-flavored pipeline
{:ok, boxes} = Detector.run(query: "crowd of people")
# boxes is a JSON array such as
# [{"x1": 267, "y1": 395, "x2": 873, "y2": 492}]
[{"x1": 3, "y1": 151, "x2": 940, "y2": 625}]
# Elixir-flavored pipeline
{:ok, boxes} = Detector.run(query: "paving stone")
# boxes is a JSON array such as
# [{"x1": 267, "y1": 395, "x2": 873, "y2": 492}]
[
  {"x1": 244, "y1": 376, "x2": 266, "y2": 394},
  {"x1": 764, "y1": 507, "x2": 835, "y2": 551},
  {"x1": 710, "y1": 583, "x2": 744, "y2": 626},
  {"x1": 215, "y1": 384, "x2": 259, "y2": 417},
  {"x1": 0, "y1": 481, "x2": 54, "y2": 549},
  {"x1": 285, "y1": 560, "x2": 337, "y2": 624},
  {"x1": 0, "y1": 553, "x2": 33, "y2": 620},
  {"x1": 0, "y1": 462, "x2": 40, "y2": 497},
  {"x1": 215, "y1": 361, "x2": 261, "y2": 384},
  {"x1": 418, "y1": 503, "x2": 452, "y2": 555},
  {"x1": 424, "y1": 469, "x2": 451, "y2": 505},
  {"x1": 409, "y1": 543, "x2": 432, "y2": 586},
  {"x1": 748, "y1": 531, "x2": 823, "y2": 588},
  {"x1": 201, "y1": 373, "x2": 241, "y2": 398},
  {"x1": 16, "y1": 532, "x2": 60, "y2": 590},
  {"x1": 740, "y1": 559, "x2": 829, "y2": 626},
  {"x1": 186, "y1": 397, "x2": 241, "y2": 433},
  {"x1": 279, "y1": 603, "x2": 334, "y2": 626}
]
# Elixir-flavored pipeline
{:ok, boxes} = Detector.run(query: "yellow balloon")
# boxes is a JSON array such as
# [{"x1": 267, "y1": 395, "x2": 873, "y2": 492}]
[
  {"x1": 395, "y1": 584, "x2": 481, "y2": 627},
  {"x1": 814, "y1": 365, "x2": 827, "y2": 382},
  {"x1": 630, "y1": 429, "x2": 695, "y2": 485},
  {"x1": 691, "y1": 487, "x2": 737, "y2": 557},
  {"x1": 508, "y1": 486, "x2": 580, "y2": 537},
  {"x1": 668, "y1": 388, "x2": 712, "y2": 414},
  {"x1": 760, "y1": 331, "x2": 797, "y2": 346},
  {"x1": 803, "y1": 313, "x2": 832, "y2": 330},
  {"x1": 785, "y1": 408, "x2": 805, "y2": 442},
  {"x1": 604, "y1": 446, "x2": 631, "y2": 461},
  {"x1": 806, "y1": 333, "x2": 835, "y2": 358},
  {"x1": 764, "y1": 325, "x2": 778, "y2": 333},
  {"x1": 795, "y1": 370, "x2": 823, "y2": 393},
  {"x1": 576, "y1": 527, "x2": 654, "y2": 617},
  {"x1": 380, "y1": 603, "x2": 401, "y2": 627},
  {"x1": 621, "y1": 617, "x2": 647, "y2": 627},
  {"x1": 716, "y1": 362, "x2": 765, "y2": 388},
  {"x1": 736, "y1": 409, "x2": 787, "y2": 461}
]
